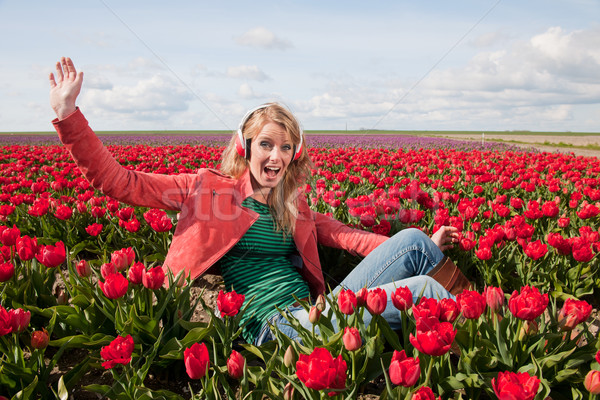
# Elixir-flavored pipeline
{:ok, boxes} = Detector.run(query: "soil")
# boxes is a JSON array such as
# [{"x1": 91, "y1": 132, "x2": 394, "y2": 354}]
[{"x1": 429, "y1": 133, "x2": 600, "y2": 159}]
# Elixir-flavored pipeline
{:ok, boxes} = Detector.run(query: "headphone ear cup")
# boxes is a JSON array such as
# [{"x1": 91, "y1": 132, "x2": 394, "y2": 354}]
[
  {"x1": 235, "y1": 130, "x2": 246, "y2": 158},
  {"x1": 293, "y1": 142, "x2": 303, "y2": 161}
]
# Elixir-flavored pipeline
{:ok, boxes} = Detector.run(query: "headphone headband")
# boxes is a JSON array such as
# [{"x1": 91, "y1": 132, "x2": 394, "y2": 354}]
[{"x1": 235, "y1": 103, "x2": 303, "y2": 160}]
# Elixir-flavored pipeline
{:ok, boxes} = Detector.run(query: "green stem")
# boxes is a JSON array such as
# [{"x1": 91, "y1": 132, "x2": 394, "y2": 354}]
[
  {"x1": 351, "y1": 351, "x2": 356, "y2": 381},
  {"x1": 423, "y1": 356, "x2": 435, "y2": 388}
]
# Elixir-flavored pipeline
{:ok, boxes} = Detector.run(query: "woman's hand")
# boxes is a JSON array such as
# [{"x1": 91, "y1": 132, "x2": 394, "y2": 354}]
[
  {"x1": 431, "y1": 225, "x2": 459, "y2": 252},
  {"x1": 49, "y1": 57, "x2": 84, "y2": 120}
]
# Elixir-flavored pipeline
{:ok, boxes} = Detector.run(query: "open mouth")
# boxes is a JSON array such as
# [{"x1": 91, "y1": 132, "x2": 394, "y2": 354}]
[{"x1": 264, "y1": 166, "x2": 280, "y2": 179}]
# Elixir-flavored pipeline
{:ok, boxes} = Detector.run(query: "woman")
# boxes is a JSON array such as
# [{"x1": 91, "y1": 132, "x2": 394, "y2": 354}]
[{"x1": 49, "y1": 57, "x2": 468, "y2": 345}]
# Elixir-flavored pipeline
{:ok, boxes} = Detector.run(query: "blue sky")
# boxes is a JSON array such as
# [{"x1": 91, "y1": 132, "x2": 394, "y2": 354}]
[{"x1": 1, "y1": 0, "x2": 599, "y2": 132}]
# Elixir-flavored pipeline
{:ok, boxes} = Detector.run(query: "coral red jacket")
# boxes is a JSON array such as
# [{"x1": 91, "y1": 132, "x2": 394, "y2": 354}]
[{"x1": 53, "y1": 109, "x2": 388, "y2": 296}]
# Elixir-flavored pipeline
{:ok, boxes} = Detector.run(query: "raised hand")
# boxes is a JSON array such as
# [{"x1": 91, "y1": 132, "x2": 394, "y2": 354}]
[
  {"x1": 431, "y1": 225, "x2": 459, "y2": 252},
  {"x1": 49, "y1": 57, "x2": 84, "y2": 120}
]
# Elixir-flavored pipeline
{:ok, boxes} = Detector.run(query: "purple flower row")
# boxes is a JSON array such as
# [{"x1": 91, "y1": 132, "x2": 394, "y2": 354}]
[{"x1": 0, "y1": 133, "x2": 530, "y2": 153}]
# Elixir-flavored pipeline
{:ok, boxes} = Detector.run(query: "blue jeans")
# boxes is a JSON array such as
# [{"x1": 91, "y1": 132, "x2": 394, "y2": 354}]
[{"x1": 254, "y1": 228, "x2": 454, "y2": 345}]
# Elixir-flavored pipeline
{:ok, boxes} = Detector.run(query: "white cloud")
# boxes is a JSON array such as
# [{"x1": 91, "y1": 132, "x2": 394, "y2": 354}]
[
  {"x1": 469, "y1": 31, "x2": 511, "y2": 48},
  {"x1": 226, "y1": 65, "x2": 269, "y2": 81},
  {"x1": 235, "y1": 27, "x2": 293, "y2": 50},
  {"x1": 82, "y1": 74, "x2": 192, "y2": 115},
  {"x1": 238, "y1": 83, "x2": 256, "y2": 99},
  {"x1": 290, "y1": 26, "x2": 600, "y2": 130}
]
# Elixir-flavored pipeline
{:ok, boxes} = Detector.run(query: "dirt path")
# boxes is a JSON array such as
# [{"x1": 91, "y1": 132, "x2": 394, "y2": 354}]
[{"x1": 429, "y1": 133, "x2": 600, "y2": 159}]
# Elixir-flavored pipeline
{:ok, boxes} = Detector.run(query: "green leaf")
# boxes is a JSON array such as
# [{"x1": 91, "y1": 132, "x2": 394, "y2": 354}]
[
  {"x1": 13, "y1": 375, "x2": 38, "y2": 400},
  {"x1": 56, "y1": 376, "x2": 69, "y2": 400}
]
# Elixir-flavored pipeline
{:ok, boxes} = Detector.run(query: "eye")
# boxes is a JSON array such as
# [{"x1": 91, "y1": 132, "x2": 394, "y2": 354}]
[
  {"x1": 282, "y1": 144, "x2": 292, "y2": 151},
  {"x1": 259, "y1": 141, "x2": 272, "y2": 149}
]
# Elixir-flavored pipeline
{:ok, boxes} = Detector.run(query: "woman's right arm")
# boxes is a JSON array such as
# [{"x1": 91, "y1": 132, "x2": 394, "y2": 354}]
[{"x1": 49, "y1": 58, "x2": 197, "y2": 210}]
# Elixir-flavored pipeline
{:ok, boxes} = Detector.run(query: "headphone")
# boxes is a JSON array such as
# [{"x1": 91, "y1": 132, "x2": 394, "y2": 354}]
[{"x1": 235, "y1": 104, "x2": 304, "y2": 161}]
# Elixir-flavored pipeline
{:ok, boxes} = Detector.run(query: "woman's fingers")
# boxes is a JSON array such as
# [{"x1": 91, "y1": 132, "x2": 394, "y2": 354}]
[{"x1": 55, "y1": 60, "x2": 64, "y2": 83}]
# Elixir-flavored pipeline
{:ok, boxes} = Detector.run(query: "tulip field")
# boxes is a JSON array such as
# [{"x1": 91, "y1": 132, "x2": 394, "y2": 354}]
[{"x1": 0, "y1": 133, "x2": 599, "y2": 399}]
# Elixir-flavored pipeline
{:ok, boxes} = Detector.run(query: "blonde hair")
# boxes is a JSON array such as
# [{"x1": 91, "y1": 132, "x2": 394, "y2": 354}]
[{"x1": 220, "y1": 103, "x2": 313, "y2": 234}]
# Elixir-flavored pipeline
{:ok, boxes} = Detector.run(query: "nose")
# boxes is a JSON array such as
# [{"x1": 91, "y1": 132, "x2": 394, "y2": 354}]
[{"x1": 269, "y1": 146, "x2": 283, "y2": 162}]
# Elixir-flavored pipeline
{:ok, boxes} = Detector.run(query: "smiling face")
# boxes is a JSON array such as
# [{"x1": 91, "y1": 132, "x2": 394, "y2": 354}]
[{"x1": 248, "y1": 120, "x2": 294, "y2": 200}]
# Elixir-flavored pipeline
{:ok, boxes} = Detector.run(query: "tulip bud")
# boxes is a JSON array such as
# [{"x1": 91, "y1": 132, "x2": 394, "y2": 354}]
[
  {"x1": 75, "y1": 259, "x2": 91, "y2": 278},
  {"x1": 226, "y1": 350, "x2": 245, "y2": 380},
  {"x1": 284, "y1": 345, "x2": 296, "y2": 368},
  {"x1": 584, "y1": 370, "x2": 600, "y2": 395},
  {"x1": 356, "y1": 287, "x2": 368, "y2": 307},
  {"x1": 55, "y1": 287, "x2": 68, "y2": 305},
  {"x1": 315, "y1": 294, "x2": 326, "y2": 312},
  {"x1": 31, "y1": 329, "x2": 49, "y2": 349},
  {"x1": 308, "y1": 306, "x2": 321, "y2": 324},
  {"x1": 519, "y1": 320, "x2": 538, "y2": 340},
  {"x1": 484, "y1": 286, "x2": 504, "y2": 312},
  {"x1": 343, "y1": 327, "x2": 362, "y2": 351},
  {"x1": 283, "y1": 382, "x2": 295, "y2": 400}
]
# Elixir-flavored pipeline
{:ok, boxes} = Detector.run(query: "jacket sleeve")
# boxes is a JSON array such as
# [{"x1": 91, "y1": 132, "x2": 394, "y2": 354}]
[
  {"x1": 312, "y1": 210, "x2": 388, "y2": 257},
  {"x1": 52, "y1": 108, "x2": 200, "y2": 210}
]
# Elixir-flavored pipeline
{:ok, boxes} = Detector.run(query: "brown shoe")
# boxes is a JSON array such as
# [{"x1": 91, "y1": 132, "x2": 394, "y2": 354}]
[{"x1": 427, "y1": 256, "x2": 471, "y2": 296}]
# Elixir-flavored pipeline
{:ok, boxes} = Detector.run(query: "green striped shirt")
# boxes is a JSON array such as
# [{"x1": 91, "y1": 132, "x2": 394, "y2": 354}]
[{"x1": 220, "y1": 197, "x2": 311, "y2": 343}]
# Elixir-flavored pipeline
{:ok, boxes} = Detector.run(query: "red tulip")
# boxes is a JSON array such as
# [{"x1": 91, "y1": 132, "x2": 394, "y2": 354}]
[
  {"x1": 9, "y1": 308, "x2": 30, "y2": 333},
  {"x1": 523, "y1": 240, "x2": 548, "y2": 260},
  {"x1": 53, "y1": 205, "x2": 72, "y2": 220},
  {"x1": 128, "y1": 262, "x2": 145, "y2": 285},
  {"x1": 99, "y1": 273, "x2": 129, "y2": 299},
  {"x1": 508, "y1": 286, "x2": 549, "y2": 321},
  {"x1": 391, "y1": 286, "x2": 413, "y2": 311},
  {"x1": 35, "y1": 241, "x2": 66, "y2": 268},
  {"x1": 227, "y1": 350, "x2": 245, "y2": 379},
  {"x1": 100, "y1": 335, "x2": 134, "y2": 369},
  {"x1": 76, "y1": 260, "x2": 91, "y2": 278},
  {"x1": 366, "y1": 288, "x2": 387, "y2": 315},
  {"x1": 0, "y1": 224, "x2": 20, "y2": 247},
  {"x1": 557, "y1": 298, "x2": 593, "y2": 331},
  {"x1": 412, "y1": 297, "x2": 441, "y2": 320},
  {"x1": 30, "y1": 328, "x2": 49, "y2": 349},
  {"x1": 585, "y1": 370, "x2": 600, "y2": 395},
  {"x1": 389, "y1": 349, "x2": 420, "y2": 387},
  {"x1": 456, "y1": 290, "x2": 486, "y2": 319},
  {"x1": 0, "y1": 262, "x2": 14, "y2": 282},
  {"x1": 217, "y1": 290, "x2": 245, "y2": 317},
  {"x1": 184, "y1": 342, "x2": 210, "y2": 379},
  {"x1": 296, "y1": 347, "x2": 347, "y2": 393},
  {"x1": 100, "y1": 262, "x2": 117, "y2": 279},
  {"x1": 439, "y1": 298, "x2": 460, "y2": 323},
  {"x1": 16, "y1": 235, "x2": 37, "y2": 261},
  {"x1": 342, "y1": 327, "x2": 362, "y2": 351},
  {"x1": 475, "y1": 245, "x2": 492, "y2": 260},
  {"x1": 596, "y1": 349, "x2": 600, "y2": 364},
  {"x1": 483, "y1": 286, "x2": 504, "y2": 312},
  {"x1": 120, "y1": 217, "x2": 140, "y2": 232},
  {"x1": 142, "y1": 266, "x2": 165, "y2": 290},
  {"x1": 0, "y1": 306, "x2": 13, "y2": 336},
  {"x1": 356, "y1": 287, "x2": 368, "y2": 307},
  {"x1": 85, "y1": 223, "x2": 103, "y2": 236},
  {"x1": 111, "y1": 247, "x2": 135, "y2": 271},
  {"x1": 409, "y1": 318, "x2": 456, "y2": 356},
  {"x1": 492, "y1": 371, "x2": 540, "y2": 400},
  {"x1": 337, "y1": 288, "x2": 357, "y2": 315},
  {"x1": 411, "y1": 386, "x2": 441, "y2": 400}
]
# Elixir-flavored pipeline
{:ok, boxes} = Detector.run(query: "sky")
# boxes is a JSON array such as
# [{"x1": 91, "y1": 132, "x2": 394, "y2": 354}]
[{"x1": 1, "y1": 0, "x2": 599, "y2": 133}]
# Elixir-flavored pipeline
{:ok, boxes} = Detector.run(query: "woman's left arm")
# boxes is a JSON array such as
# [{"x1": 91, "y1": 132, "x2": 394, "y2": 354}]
[{"x1": 312, "y1": 211, "x2": 388, "y2": 257}]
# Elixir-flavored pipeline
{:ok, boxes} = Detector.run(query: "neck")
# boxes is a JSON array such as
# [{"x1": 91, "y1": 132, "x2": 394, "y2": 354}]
[{"x1": 249, "y1": 175, "x2": 270, "y2": 204}]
